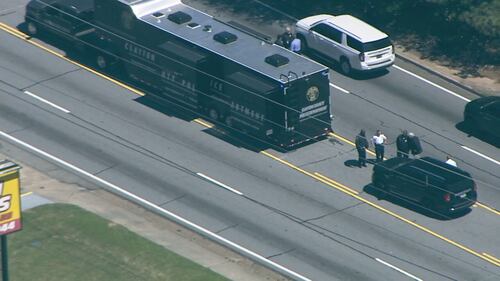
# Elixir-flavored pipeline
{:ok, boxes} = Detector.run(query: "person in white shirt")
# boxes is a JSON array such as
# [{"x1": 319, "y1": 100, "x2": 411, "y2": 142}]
[
  {"x1": 372, "y1": 130, "x2": 387, "y2": 162},
  {"x1": 290, "y1": 37, "x2": 301, "y2": 53},
  {"x1": 445, "y1": 156, "x2": 457, "y2": 167}
]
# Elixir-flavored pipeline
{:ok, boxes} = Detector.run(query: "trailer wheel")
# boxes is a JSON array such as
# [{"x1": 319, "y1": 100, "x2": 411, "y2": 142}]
[
  {"x1": 26, "y1": 21, "x2": 38, "y2": 36},
  {"x1": 96, "y1": 54, "x2": 108, "y2": 70},
  {"x1": 208, "y1": 108, "x2": 220, "y2": 121},
  {"x1": 225, "y1": 115, "x2": 234, "y2": 128}
]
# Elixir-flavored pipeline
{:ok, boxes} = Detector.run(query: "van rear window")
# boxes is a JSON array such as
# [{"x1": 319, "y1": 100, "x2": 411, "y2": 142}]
[{"x1": 347, "y1": 36, "x2": 391, "y2": 52}]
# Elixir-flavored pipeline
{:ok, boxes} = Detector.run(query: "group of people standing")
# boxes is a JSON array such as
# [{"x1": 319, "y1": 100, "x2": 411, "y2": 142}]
[
  {"x1": 276, "y1": 27, "x2": 302, "y2": 53},
  {"x1": 354, "y1": 129, "x2": 422, "y2": 168}
]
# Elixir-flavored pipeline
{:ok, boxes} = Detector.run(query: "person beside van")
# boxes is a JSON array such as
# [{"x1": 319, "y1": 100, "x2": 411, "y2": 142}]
[
  {"x1": 408, "y1": 132, "x2": 422, "y2": 157},
  {"x1": 355, "y1": 129, "x2": 369, "y2": 167},
  {"x1": 372, "y1": 130, "x2": 387, "y2": 162},
  {"x1": 396, "y1": 130, "x2": 410, "y2": 158}
]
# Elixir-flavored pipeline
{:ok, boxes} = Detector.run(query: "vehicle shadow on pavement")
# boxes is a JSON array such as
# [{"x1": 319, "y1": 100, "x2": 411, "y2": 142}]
[
  {"x1": 363, "y1": 184, "x2": 472, "y2": 220},
  {"x1": 455, "y1": 121, "x2": 500, "y2": 148},
  {"x1": 135, "y1": 95, "x2": 274, "y2": 153},
  {"x1": 16, "y1": 22, "x2": 277, "y2": 153}
]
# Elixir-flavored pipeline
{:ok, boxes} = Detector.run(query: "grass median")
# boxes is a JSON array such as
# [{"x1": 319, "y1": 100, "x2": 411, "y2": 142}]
[{"x1": 9, "y1": 203, "x2": 229, "y2": 281}]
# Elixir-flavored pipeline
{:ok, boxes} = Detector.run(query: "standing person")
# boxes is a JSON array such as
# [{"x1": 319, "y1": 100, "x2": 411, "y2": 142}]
[
  {"x1": 290, "y1": 37, "x2": 301, "y2": 53},
  {"x1": 396, "y1": 130, "x2": 410, "y2": 158},
  {"x1": 277, "y1": 26, "x2": 294, "y2": 49},
  {"x1": 408, "y1": 132, "x2": 423, "y2": 157},
  {"x1": 355, "y1": 129, "x2": 369, "y2": 167},
  {"x1": 372, "y1": 130, "x2": 387, "y2": 162},
  {"x1": 445, "y1": 156, "x2": 457, "y2": 167}
]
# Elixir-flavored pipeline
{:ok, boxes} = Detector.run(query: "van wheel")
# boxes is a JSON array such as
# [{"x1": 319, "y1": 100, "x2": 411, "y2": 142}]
[
  {"x1": 96, "y1": 54, "x2": 108, "y2": 70},
  {"x1": 26, "y1": 21, "x2": 38, "y2": 36},
  {"x1": 340, "y1": 57, "x2": 352, "y2": 75},
  {"x1": 421, "y1": 197, "x2": 435, "y2": 211},
  {"x1": 374, "y1": 180, "x2": 388, "y2": 199}
]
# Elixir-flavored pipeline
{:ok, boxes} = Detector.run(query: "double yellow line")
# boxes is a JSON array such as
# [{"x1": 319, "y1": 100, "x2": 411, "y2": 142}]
[
  {"x1": 328, "y1": 131, "x2": 500, "y2": 216},
  {"x1": 1, "y1": 22, "x2": 498, "y2": 267},
  {"x1": 260, "y1": 150, "x2": 499, "y2": 267},
  {"x1": 0, "y1": 22, "x2": 145, "y2": 97}
]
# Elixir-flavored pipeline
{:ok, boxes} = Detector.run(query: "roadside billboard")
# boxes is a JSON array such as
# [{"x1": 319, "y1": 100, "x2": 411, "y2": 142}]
[{"x1": 0, "y1": 160, "x2": 22, "y2": 235}]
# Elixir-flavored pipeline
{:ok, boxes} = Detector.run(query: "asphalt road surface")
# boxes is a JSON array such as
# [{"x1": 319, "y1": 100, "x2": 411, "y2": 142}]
[{"x1": 0, "y1": 1, "x2": 499, "y2": 280}]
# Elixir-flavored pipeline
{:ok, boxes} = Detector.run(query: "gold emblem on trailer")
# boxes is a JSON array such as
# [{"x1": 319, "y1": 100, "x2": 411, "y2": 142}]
[{"x1": 306, "y1": 86, "x2": 319, "y2": 102}]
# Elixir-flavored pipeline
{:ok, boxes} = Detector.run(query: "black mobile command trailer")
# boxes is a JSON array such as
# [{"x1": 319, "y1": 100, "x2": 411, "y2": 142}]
[{"x1": 93, "y1": 0, "x2": 332, "y2": 148}]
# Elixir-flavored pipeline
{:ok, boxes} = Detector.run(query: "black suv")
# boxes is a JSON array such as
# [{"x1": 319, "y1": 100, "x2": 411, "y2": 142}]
[
  {"x1": 372, "y1": 157, "x2": 477, "y2": 215},
  {"x1": 464, "y1": 96, "x2": 500, "y2": 139},
  {"x1": 25, "y1": 0, "x2": 94, "y2": 41}
]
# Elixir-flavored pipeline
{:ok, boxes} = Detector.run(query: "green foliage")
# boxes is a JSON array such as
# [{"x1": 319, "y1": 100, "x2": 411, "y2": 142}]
[
  {"x1": 271, "y1": 0, "x2": 499, "y2": 67},
  {"x1": 10, "y1": 204, "x2": 229, "y2": 281}
]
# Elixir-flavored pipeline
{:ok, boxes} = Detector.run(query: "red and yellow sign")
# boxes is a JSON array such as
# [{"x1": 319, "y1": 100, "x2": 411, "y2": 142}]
[{"x1": 0, "y1": 160, "x2": 22, "y2": 235}]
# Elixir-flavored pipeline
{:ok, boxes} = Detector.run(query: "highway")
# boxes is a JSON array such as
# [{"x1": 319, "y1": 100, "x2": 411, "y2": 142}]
[{"x1": 0, "y1": 1, "x2": 499, "y2": 280}]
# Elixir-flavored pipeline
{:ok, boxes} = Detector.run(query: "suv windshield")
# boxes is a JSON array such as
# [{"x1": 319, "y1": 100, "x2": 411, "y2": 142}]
[{"x1": 347, "y1": 36, "x2": 391, "y2": 52}]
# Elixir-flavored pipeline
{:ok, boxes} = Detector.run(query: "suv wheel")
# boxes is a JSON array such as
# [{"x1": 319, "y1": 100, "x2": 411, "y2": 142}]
[
  {"x1": 340, "y1": 57, "x2": 352, "y2": 75},
  {"x1": 27, "y1": 21, "x2": 38, "y2": 36}
]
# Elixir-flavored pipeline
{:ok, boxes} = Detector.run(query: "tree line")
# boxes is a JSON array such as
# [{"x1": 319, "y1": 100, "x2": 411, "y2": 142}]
[{"x1": 274, "y1": 0, "x2": 499, "y2": 74}]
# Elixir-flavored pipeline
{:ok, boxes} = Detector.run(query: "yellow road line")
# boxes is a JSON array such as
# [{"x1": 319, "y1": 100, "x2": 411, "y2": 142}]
[
  {"x1": 3, "y1": 21, "x2": 496, "y2": 262},
  {"x1": 313, "y1": 172, "x2": 359, "y2": 194},
  {"x1": 21, "y1": 191, "x2": 33, "y2": 197},
  {"x1": 329, "y1": 132, "x2": 498, "y2": 216},
  {"x1": 329, "y1": 132, "x2": 377, "y2": 156},
  {"x1": 0, "y1": 22, "x2": 29, "y2": 39},
  {"x1": 0, "y1": 22, "x2": 145, "y2": 97},
  {"x1": 476, "y1": 203, "x2": 500, "y2": 216},
  {"x1": 260, "y1": 151, "x2": 358, "y2": 197},
  {"x1": 260, "y1": 151, "x2": 499, "y2": 267},
  {"x1": 483, "y1": 253, "x2": 500, "y2": 264}
]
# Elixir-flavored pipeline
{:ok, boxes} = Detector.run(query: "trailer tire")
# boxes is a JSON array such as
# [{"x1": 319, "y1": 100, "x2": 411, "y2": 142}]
[
  {"x1": 26, "y1": 21, "x2": 38, "y2": 36},
  {"x1": 208, "y1": 108, "x2": 220, "y2": 122},
  {"x1": 225, "y1": 115, "x2": 234, "y2": 128},
  {"x1": 96, "y1": 54, "x2": 108, "y2": 70}
]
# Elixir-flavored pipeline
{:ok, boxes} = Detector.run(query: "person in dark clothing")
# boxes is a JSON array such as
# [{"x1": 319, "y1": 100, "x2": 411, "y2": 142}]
[
  {"x1": 396, "y1": 130, "x2": 410, "y2": 158},
  {"x1": 355, "y1": 129, "x2": 369, "y2": 167},
  {"x1": 408, "y1": 132, "x2": 423, "y2": 157},
  {"x1": 276, "y1": 26, "x2": 294, "y2": 49}
]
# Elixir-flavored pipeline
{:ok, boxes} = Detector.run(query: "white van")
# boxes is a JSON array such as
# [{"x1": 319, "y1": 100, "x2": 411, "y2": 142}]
[{"x1": 296, "y1": 14, "x2": 395, "y2": 75}]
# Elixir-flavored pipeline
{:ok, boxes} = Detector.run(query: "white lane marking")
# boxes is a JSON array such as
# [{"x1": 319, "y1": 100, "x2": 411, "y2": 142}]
[
  {"x1": 330, "y1": 83, "x2": 350, "y2": 94},
  {"x1": 0, "y1": 130, "x2": 310, "y2": 281},
  {"x1": 23, "y1": 91, "x2": 71, "y2": 113},
  {"x1": 461, "y1": 146, "x2": 500, "y2": 166},
  {"x1": 375, "y1": 258, "x2": 423, "y2": 281},
  {"x1": 393, "y1": 65, "x2": 471, "y2": 102},
  {"x1": 196, "y1": 172, "x2": 244, "y2": 195}
]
